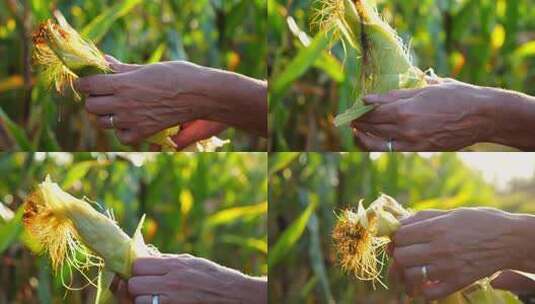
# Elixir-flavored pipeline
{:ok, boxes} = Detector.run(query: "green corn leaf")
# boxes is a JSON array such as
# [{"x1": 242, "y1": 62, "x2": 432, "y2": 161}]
[
  {"x1": 0, "y1": 107, "x2": 33, "y2": 151},
  {"x1": 271, "y1": 31, "x2": 332, "y2": 99},
  {"x1": 81, "y1": 0, "x2": 143, "y2": 43},
  {"x1": 204, "y1": 201, "x2": 267, "y2": 228},
  {"x1": 0, "y1": 205, "x2": 24, "y2": 254},
  {"x1": 61, "y1": 160, "x2": 98, "y2": 189},
  {"x1": 268, "y1": 201, "x2": 318, "y2": 270},
  {"x1": 221, "y1": 235, "x2": 268, "y2": 254},
  {"x1": 268, "y1": 152, "x2": 299, "y2": 176}
]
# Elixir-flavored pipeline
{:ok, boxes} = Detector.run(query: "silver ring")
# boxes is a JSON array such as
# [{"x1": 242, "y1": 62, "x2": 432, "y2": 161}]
[
  {"x1": 386, "y1": 139, "x2": 394, "y2": 152},
  {"x1": 109, "y1": 115, "x2": 116, "y2": 129},
  {"x1": 421, "y1": 265, "x2": 429, "y2": 282},
  {"x1": 152, "y1": 295, "x2": 160, "y2": 304}
]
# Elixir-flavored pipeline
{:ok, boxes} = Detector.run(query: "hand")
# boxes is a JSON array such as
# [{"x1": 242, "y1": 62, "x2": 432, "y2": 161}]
[
  {"x1": 351, "y1": 78, "x2": 497, "y2": 151},
  {"x1": 126, "y1": 254, "x2": 267, "y2": 304},
  {"x1": 491, "y1": 270, "x2": 535, "y2": 295},
  {"x1": 78, "y1": 56, "x2": 222, "y2": 145},
  {"x1": 111, "y1": 276, "x2": 133, "y2": 304},
  {"x1": 391, "y1": 208, "x2": 521, "y2": 301}
]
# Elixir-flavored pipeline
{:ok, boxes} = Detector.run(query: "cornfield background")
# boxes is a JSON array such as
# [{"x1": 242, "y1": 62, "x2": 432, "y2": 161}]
[
  {"x1": 0, "y1": 152, "x2": 267, "y2": 303},
  {"x1": 268, "y1": 152, "x2": 535, "y2": 303},
  {"x1": 0, "y1": 0, "x2": 267, "y2": 151},
  {"x1": 268, "y1": 0, "x2": 535, "y2": 151}
]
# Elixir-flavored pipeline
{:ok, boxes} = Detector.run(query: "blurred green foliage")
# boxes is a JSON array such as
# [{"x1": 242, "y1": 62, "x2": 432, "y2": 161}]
[
  {"x1": 268, "y1": 0, "x2": 535, "y2": 151},
  {"x1": 0, "y1": 0, "x2": 267, "y2": 151},
  {"x1": 0, "y1": 152, "x2": 267, "y2": 303},
  {"x1": 268, "y1": 152, "x2": 535, "y2": 303}
]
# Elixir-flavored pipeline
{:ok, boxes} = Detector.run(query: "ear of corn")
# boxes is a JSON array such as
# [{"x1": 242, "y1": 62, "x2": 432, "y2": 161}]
[
  {"x1": 315, "y1": 0, "x2": 428, "y2": 126},
  {"x1": 32, "y1": 11, "x2": 228, "y2": 151},
  {"x1": 332, "y1": 194, "x2": 404, "y2": 288},
  {"x1": 23, "y1": 176, "x2": 155, "y2": 303},
  {"x1": 333, "y1": 194, "x2": 521, "y2": 303},
  {"x1": 32, "y1": 12, "x2": 111, "y2": 99}
]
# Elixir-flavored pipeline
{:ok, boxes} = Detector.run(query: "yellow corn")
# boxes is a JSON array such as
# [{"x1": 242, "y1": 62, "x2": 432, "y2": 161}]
[{"x1": 23, "y1": 176, "x2": 153, "y2": 302}]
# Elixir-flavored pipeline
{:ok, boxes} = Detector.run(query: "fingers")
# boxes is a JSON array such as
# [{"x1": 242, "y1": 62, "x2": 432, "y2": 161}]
[
  {"x1": 393, "y1": 243, "x2": 432, "y2": 267},
  {"x1": 133, "y1": 295, "x2": 169, "y2": 304},
  {"x1": 400, "y1": 210, "x2": 447, "y2": 226},
  {"x1": 422, "y1": 281, "x2": 460, "y2": 301},
  {"x1": 352, "y1": 122, "x2": 399, "y2": 140},
  {"x1": 97, "y1": 115, "x2": 115, "y2": 129},
  {"x1": 128, "y1": 276, "x2": 167, "y2": 295},
  {"x1": 363, "y1": 87, "x2": 425, "y2": 105},
  {"x1": 388, "y1": 259, "x2": 403, "y2": 284},
  {"x1": 132, "y1": 257, "x2": 171, "y2": 276},
  {"x1": 354, "y1": 131, "x2": 387, "y2": 151},
  {"x1": 116, "y1": 129, "x2": 142, "y2": 145},
  {"x1": 85, "y1": 95, "x2": 120, "y2": 115},
  {"x1": 77, "y1": 74, "x2": 119, "y2": 96},
  {"x1": 105, "y1": 55, "x2": 143, "y2": 73},
  {"x1": 354, "y1": 103, "x2": 400, "y2": 124},
  {"x1": 353, "y1": 130, "x2": 411, "y2": 152},
  {"x1": 172, "y1": 120, "x2": 227, "y2": 150},
  {"x1": 393, "y1": 219, "x2": 439, "y2": 246}
]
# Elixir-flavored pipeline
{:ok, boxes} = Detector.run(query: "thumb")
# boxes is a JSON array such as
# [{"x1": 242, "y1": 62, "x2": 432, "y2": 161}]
[
  {"x1": 172, "y1": 121, "x2": 227, "y2": 151},
  {"x1": 105, "y1": 55, "x2": 142, "y2": 73}
]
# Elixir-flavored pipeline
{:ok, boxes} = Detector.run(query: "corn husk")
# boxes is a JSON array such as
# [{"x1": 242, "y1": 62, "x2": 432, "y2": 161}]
[
  {"x1": 315, "y1": 0, "x2": 428, "y2": 126},
  {"x1": 23, "y1": 176, "x2": 155, "y2": 303},
  {"x1": 333, "y1": 194, "x2": 521, "y2": 303}
]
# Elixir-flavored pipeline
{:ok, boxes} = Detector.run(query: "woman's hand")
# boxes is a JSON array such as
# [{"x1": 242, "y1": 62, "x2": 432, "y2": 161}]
[
  {"x1": 77, "y1": 56, "x2": 267, "y2": 146},
  {"x1": 391, "y1": 208, "x2": 525, "y2": 301},
  {"x1": 77, "y1": 56, "x2": 222, "y2": 146},
  {"x1": 351, "y1": 78, "x2": 497, "y2": 151},
  {"x1": 125, "y1": 254, "x2": 267, "y2": 304}
]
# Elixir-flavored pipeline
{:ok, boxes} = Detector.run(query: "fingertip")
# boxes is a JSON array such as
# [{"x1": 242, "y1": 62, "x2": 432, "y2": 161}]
[{"x1": 75, "y1": 77, "x2": 89, "y2": 94}]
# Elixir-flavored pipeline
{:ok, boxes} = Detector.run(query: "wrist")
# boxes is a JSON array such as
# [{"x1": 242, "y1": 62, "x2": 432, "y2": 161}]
[
  {"x1": 235, "y1": 275, "x2": 267, "y2": 304},
  {"x1": 509, "y1": 213, "x2": 535, "y2": 272},
  {"x1": 469, "y1": 86, "x2": 503, "y2": 144},
  {"x1": 195, "y1": 66, "x2": 267, "y2": 136},
  {"x1": 482, "y1": 87, "x2": 535, "y2": 149},
  {"x1": 193, "y1": 66, "x2": 236, "y2": 120}
]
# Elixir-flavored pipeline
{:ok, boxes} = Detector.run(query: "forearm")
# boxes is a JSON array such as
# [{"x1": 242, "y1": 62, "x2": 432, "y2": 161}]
[
  {"x1": 197, "y1": 66, "x2": 267, "y2": 137},
  {"x1": 484, "y1": 87, "x2": 535, "y2": 150}
]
